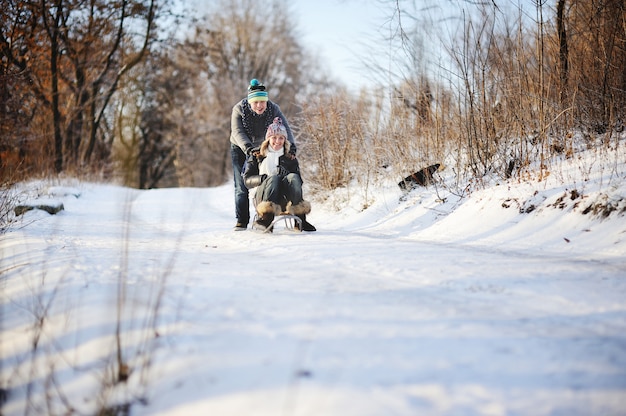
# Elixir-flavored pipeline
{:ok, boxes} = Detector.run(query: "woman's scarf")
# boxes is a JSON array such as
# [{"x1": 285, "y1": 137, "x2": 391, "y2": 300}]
[{"x1": 259, "y1": 146, "x2": 284, "y2": 177}]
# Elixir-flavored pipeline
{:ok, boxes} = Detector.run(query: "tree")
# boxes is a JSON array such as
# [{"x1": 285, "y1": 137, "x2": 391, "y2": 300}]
[
  {"x1": 197, "y1": 0, "x2": 309, "y2": 184},
  {"x1": 1, "y1": 0, "x2": 161, "y2": 177},
  {"x1": 566, "y1": 0, "x2": 626, "y2": 129},
  {"x1": 0, "y1": 0, "x2": 47, "y2": 176},
  {"x1": 113, "y1": 0, "x2": 311, "y2": 188},
  {"x1": 199, "y1": 0, "x2": 305, "y2": 114},
  {"x1": 556, "y1": 0, "x2": 569, "y2": 107}
]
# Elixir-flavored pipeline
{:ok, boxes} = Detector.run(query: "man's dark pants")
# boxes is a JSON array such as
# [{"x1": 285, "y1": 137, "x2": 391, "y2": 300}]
[{"x1": 230, "y1": 144, "x2": 249, "y2": 225}]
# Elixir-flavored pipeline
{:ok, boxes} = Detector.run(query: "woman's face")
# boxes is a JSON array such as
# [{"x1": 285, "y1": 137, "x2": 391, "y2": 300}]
[
  {"x1": 250, "y1": 100, "x2": 267, "y2": 115},
  {"x1": 268, "y1": 134, "x2": 285, "y2": 150}
]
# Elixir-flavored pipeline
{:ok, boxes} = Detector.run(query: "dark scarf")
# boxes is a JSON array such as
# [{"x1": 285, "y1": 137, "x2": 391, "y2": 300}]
[{"x1": 241, "y1": 99, "x2": 276, "y2": 142}]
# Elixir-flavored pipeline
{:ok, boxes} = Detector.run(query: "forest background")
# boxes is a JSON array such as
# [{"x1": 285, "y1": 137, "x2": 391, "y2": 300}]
[{"x1": 1, "y1": 0, "x2": 625, "y2": 204}]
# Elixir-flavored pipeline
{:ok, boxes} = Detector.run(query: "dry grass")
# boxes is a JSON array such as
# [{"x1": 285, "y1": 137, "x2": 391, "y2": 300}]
[{"x1": 295, "y1": 1, "x2": 624, "y2": 203}]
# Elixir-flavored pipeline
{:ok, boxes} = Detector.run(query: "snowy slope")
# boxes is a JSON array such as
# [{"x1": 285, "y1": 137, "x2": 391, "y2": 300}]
[{"x1": 1, "y1": 146, "x2": 625, "y2": 415}]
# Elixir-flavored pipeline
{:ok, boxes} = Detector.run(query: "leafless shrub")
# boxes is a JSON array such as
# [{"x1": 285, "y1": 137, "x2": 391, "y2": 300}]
[
  {"x1": 0, "y1": 182, "x2": 19, "y2": 233},
  {"x1": 297, "y1": 90, "x2": 372, "y2": 191},
  {"x1": 354, "y1": 0, "x2": 624, "y2": 198}
]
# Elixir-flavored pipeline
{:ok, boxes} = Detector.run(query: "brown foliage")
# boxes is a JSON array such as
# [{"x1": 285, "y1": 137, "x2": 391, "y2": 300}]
[
  {"x1": 300, "y1": 0, "x2": 625, "y2": 197},
  {"x1": 3, "y1": 0, "x2": 624, "y2": 193},
  {"x1": 1, "y1": 0, "x2": 158, "y2": 182},
  {"x1": 112, "y1": 0, "x2": 309, "y2": 188},
  {"x1": 566, "y1": 0, "x2": 626, "y2": 128}
]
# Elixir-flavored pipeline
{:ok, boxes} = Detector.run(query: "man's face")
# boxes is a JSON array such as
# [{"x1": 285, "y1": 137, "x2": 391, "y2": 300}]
[{"x1": 250, "y1": 100, "x2": 267, "y2": 115}]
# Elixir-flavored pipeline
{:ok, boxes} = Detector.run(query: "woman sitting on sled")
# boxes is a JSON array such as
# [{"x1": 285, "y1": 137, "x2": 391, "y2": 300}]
[{"x1": 243, "y1": 117, "x2": 316, "y2": 232}]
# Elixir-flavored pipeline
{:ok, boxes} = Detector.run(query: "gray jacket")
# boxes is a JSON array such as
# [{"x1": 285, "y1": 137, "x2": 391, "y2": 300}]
[{"x1": 229, "y1": 99, "x2": 296, "y2": 154}]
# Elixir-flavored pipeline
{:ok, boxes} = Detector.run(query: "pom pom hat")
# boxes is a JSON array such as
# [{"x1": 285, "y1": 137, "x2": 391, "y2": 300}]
[
  {"x1": 266, "y1": 117, "x2": 287, "y2": 139},
  {"x1": 247, "y1": 78, "x2": 269, "y2": 102}
]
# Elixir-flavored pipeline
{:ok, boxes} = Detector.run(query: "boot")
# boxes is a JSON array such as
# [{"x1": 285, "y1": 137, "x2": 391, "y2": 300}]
[
  {"x1": 286, "y1": 200, "x2": 315, "y2": 232},
  {"x1": 254, "y1": 213, "x2": 274, "y2": 231},
  {"x1": 295, "y1": 214, "x2": 316, "y2": 232},
  {"x1": 254, "y1": 201, "x2": 281, "y2": 232}
]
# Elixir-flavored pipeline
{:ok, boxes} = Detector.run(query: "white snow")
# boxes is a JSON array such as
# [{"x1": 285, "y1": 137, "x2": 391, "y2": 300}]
[{"x1": 1, "y1": 145, "x2": 625, "y2": 415}]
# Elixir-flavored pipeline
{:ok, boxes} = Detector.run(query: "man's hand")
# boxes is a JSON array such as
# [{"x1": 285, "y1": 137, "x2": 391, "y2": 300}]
[{"x1": 246, "y1": 146, "x2": 260, "y2": 157}]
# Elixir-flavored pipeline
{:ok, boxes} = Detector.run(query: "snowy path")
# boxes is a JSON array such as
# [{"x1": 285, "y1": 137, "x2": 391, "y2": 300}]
[{"x1": 1, "y1": 183, "x2": 625, "y2": 415}]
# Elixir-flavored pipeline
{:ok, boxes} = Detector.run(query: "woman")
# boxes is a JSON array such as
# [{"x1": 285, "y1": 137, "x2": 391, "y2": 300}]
[
  {"x1": 243, "y1": 117, "x2": 316, "y2": 232},
  {"x1": 229, "y1": 79, "x2": 296, "y2": 231}
]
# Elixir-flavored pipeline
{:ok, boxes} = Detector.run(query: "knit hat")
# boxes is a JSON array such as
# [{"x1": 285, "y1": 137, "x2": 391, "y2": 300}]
[
  {"x1": 247, "y1": 78, "x2": 268, "y2": 102},
  {"x1": 266, "y1": 117, "x2": 287, "y2": 138}
]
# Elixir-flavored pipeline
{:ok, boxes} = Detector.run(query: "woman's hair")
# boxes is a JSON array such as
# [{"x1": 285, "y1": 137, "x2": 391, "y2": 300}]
[
  {"x1": 260, "y1": 135, "x2": 290, "y2": 156},
  {"x1": 261, "y1": 117, "x2": 290, "y2": 156}
]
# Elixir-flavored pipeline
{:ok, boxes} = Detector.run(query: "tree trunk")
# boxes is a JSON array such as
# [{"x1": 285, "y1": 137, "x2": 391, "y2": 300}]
[
  {"x1": 44, "y1": 0, "x2": 64, "y2": 173},
  {"x1": 556, "y1": 0, "x2": 568, "y2": 107}
]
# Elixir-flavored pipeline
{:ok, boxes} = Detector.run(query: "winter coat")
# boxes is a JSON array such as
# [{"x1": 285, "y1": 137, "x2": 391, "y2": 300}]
[
  {"x1": 229, "y1": 99, "x2": 296, "y2": 154},
  {"x1": 242, "y1": 149, "x2": 301, "y2": 189}
]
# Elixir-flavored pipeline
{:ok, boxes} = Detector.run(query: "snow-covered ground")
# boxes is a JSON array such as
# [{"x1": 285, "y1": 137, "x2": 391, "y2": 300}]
[{"x1": 1, "y1": 145, "x2": 625, "y2": 415}]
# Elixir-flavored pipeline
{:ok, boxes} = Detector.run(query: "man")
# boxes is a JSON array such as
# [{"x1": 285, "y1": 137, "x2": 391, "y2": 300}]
[{"x1": 229, "y1": 79, "x2": 296, "y2": 230}]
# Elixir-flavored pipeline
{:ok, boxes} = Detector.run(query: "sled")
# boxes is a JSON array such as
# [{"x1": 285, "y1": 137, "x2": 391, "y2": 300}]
[{"x1": 251, "y1": 213, "x2": 303, "y2": 233}]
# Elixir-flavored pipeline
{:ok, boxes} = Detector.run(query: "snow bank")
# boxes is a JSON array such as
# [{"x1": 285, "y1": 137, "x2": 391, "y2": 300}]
[{"x1": 1, "y1": 145, "x2": 625, "y2": 416}]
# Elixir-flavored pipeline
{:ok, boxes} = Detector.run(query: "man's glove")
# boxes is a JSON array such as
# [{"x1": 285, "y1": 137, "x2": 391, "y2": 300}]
[{"x1": 245, "y1": 145, "x2": 260, "y2": 157}]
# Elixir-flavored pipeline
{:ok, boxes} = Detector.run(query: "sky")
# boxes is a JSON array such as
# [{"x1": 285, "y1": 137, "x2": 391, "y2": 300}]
[
  {"x1": 2, "y1": 136, "x2": 625, "y2": 415},
  {"x1": 185, "y1": 0, "x2": 387, "y2": 92},
  {"x1": 292, "y1": 0, "x2": 387, "y2": 92},
  {"x1": 292, "y1": 0, "x2": 542, "y2": 92},
  {"x1": 184, "y1": 0, "x2": 542, "y2": 92}
]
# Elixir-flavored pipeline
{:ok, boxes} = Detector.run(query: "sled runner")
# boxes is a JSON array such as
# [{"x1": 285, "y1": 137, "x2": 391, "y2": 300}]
[{"x1": 251, "y1": 213, "x2": 303, "y2": 233}]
